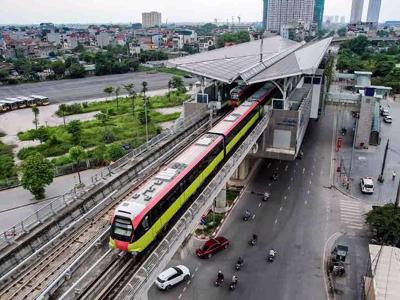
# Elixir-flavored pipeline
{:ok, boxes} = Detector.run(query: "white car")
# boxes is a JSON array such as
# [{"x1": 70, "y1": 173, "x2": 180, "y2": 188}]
[
  {"x1": 384, "y1": 115, "x2": 392, "y2": 123},
  {"x1": 155, "y1": 265, "x2": 190, "y2": 290},
  {"x1": 360, "y1": 177, "x2": 374, "y2": 194}
]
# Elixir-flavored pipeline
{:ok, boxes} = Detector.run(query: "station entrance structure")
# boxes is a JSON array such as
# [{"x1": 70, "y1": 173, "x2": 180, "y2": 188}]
[{"x1": 168, "y1": 36, "x2": 333, "y2": 162}]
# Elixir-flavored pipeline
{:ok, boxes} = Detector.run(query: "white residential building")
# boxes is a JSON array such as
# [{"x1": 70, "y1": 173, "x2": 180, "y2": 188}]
[
  {"x1": 366, "y1": 0, "x2": 381, "y2": 23},
  {"x1": 142, "y1": 11, "x2": 162, "y2": 28},
  {"x1": 46, "y1": 30, "x2": 61, "y2": 46},
  {"x1": 266, "y1": 0, "x2": 315, "y2": 33},
  {"x1": 96, "y1": 32, "x2": 111, "y2": 48},
  {"x1": 350, "y1": 0, "x2": 364, "y2": 23}
]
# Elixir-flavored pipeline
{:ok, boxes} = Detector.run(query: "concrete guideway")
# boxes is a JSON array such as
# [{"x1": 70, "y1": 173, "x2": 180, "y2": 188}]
[
  {"x1": 0, "y1": 109, "x2": 209, "y2": 286},
  {"x1": 118, "y1": 109, "x2": 273, "y2": 299}
]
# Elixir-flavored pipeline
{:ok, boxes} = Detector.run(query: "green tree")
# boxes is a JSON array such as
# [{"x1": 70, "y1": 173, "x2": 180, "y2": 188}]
[
  {"x1": 95, "y1": 112, "x2": 109, "y2": 125},
  {"x1": 171, "y1": 75, "x2": 184, "y2": 89},
  {"x1": 58, "y1": 104, "x2": 67, "y2": 126},
  {"x1": 68, "y1": 63, "x2": 86, "y2": 78},
  {"x1": 0, "y1": 69, "x2": 9, "y2": 80},
  {"x1": 21, "y1": 152, "x2": 54, "y2": 199},
  {"x1": 337, "y1": 27, "x2": 347, "y2": 37},
  {"x1": 103, "y1": 86, "x2": 114, "y2": 101},
  {"x1": 93, "y1": 144, "x2": 106, "y2": 164},
  {"x1": 68, "y1": 146, "x2": 87, "y2": 185},
  {"x1": 34, "y1": 126, "x2": 49, "y2": 144},
  {"x1": 384, "y1": 68, "x2": 400, "y2": 93},
  {"x1": 67, "y1": 120, "x2": 82, "y2": 145},
  {"x1": 366, "y1": 204, "x2": 400, "y2": 247},
  {"x1": 51, "y1": 60, "x2": 66, "y2": 77},
  {"x1": 114, "y1": 86, "x2": 121, "y2": 109},
  {"x1": 106, "y1": 143, "x2": 125, "y2": 161},
  {"x1": 123, "y1": 83, "x2": 136, "y2": 117},
  {"x1": 32, "y1": 105, "x2": 39, "y2": 129}
]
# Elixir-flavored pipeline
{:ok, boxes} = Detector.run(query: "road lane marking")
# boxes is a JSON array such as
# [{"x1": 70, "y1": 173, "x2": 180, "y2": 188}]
[
  {"x1": 280, "y1": 207, "x2": 283, "y2": 211},
  {"x1": 191, "y1": 274, "x2": 195, "y2": 278},
  {"x1": 267, "y1": 162, "x2": 271, "y2": 168},
  {"x1": 285, "y1": 165, "x2": 288, "y2": 171},
  {"x1": 311, "y1": 172, "x2": 314, "y2": 176},
  {"x1": 194, "y1": 266, "x2": 199, "y2": 272},
  {"x1": 178, "y1": 294, "x2": 182, "y2": 299},
  {"x1": 258, "y1": 203, "x2": 262, "y2": 208},
  {"x1": 284, "y1": 196, "x2": 287, "y2": 200},
  {"x1": 268, "y1": 183, "x2": 271, "y2": 187},
  {"x1": 291, "y1": 177, "x2": 293, "y2": 181},
  {"x1": 187, "y1": 280, "x2": 191, "y2": 285},
  {"x1": 183, "y1": 287, "x2": 187, "y2": 292},
  {"x1": 252, "y1": 214, "x2": 256, "y2": 220},
  {"x1": 304, "y1": 200, "x2": 308, "y2": 205},
  {"x1": 288, "y1": 186, "x2": 291, "y2": 190},
  {"x1": 274, "y1": 219, "x2": 278, "y2": 224},
  {"x1": 309, "y1": 180, "x2": 312, "y2": 185},
  {"x1": 302, "y1": 168, "x2": 305, "y2": 174},
  {"x1": 307, "y1": 190, "x2": 310, "y2": 194}
]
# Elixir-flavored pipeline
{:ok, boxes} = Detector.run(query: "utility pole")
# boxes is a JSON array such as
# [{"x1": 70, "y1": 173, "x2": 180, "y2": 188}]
[
  {"x1": 348, "y1": 117, "x2": 357, "y2": 179},
  {"x1": 378, "y1": 139, "x2": 389, "y2": 183}
]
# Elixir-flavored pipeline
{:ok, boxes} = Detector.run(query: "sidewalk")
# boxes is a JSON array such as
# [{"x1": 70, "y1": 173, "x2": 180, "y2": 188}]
[
  {"x1": 0, "y1": 168, "x2": 101, "y2": 231},
  {"x1": 332, "y1": 99, "x2": 400, "y2": 205}
]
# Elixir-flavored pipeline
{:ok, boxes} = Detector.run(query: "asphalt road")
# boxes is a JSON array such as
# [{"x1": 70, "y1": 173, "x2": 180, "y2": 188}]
[
  {"x1": 335, "y1": 100, "x2": 400, "y2": 205},
  {"x1": 147, "y1": 109, "x2": 370, "y2": 300},
  {"x1": 0, "y1": 72, "x2": 196, "y2": 104}
]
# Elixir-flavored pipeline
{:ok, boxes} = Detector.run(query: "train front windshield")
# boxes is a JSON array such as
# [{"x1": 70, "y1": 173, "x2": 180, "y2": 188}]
[{"x1": 112, "y1": 216, "x2": 133, "y2": 241}]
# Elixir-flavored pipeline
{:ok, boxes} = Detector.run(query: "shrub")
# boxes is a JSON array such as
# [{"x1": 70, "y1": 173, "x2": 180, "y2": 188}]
[
  {"x1": 82, "y1": 102, "x2": 89, "y2": 108},
  {"x1": 0, "y1": 131, "x2": 6, "y2": 137},
  {"x1": 102, "y1": 130, "x2": 116, "y2": 144},
  {"x1": 106, "y1": 143, "x2": 125, "y2": 161}
]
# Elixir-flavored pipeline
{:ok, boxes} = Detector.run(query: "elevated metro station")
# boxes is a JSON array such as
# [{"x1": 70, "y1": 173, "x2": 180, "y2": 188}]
[{"x1": 168, "y1": 36, "x2": 332, "y2": 165}]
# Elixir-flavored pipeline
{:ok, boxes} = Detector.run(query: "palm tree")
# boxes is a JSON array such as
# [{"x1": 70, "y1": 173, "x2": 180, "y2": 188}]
[
  {"x1": 103, "y1": 86, "x2": 114, "y2": 101},
  {"x1": 123, "y1": 83, "x2": 136, "y2": 117},
  {"x1": 114, "y1": 86, "x2": 121, "y2": 109},
  {"x1": 59, "y1": 104, "x2": 67, "y2": 127},
  {"x1": 142, "y1": 81, "x2": 149, "y2": 143},
  {"x1": 32, "y1": 105, "x2": 39, "y2": 129}
]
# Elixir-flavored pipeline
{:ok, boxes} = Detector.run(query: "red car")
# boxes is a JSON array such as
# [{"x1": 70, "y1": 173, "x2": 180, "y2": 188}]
[{"x1": 196, "y1": 236, "x2": 229, "y2": 258}]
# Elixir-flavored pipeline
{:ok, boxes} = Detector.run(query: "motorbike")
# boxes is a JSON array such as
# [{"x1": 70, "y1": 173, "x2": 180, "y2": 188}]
[
  {"x1": 249, "y1": 238, "x2": 257, "y2": 246},
  {"x1": 263, "y1": 192, "x2": 270, "y2": 202},
  {"x1": 235, "y1": 262, "x2": 243, "y2": 271},
  {"x1": 243, "y1": 210, "x2": 252, "y2": 221},
  {"x1": 215, "y1": 277, "x2": 224, "y2": 287},
  {"x1": 229, "y1": 280, "x2": 237, "y2": 290},
  {"x1": 267, "y1": 250, "x2": 276, "y2": 262}
]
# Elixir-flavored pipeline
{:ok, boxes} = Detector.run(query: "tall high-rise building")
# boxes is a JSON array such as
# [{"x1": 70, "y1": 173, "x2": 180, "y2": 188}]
[
  {"x1": 263, "y1": 0, "x2": 269, "y2": 30},
  {"x1": 350, "y1": 0, "x2": 364, "y2": 23},
  {"x1": 264, "y1": 0, "x2": 315, "y2": 32},
  {"x1": 314, "y1": 0, "x2": 325, "y2": 30},
  {"x1": 142, "y1": 11, "x2": 162, "y2": 28},
  {"x1": 367, "y1": 0, "x2": 381, "y2": 23}
]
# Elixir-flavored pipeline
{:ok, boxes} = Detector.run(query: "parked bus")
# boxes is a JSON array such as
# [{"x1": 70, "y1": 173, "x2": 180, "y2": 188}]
[
  {"x1": 0, "y1": 99, "x2": 18, "y2": 110},
  {"x1": 30, "y1": 95, "x2": 49, "y2": 105},
  {"x1": 16, "y1": 96, "x2": 37, "y2": 107},
  {"x1": 0, "y1": 101, "x2": 12, "y2": 112},
  {"x1": 5, "y1": 97, "x2": 27, "y2": 108}
]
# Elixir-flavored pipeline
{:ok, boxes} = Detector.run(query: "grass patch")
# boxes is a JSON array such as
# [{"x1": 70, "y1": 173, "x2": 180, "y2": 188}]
[
  {"x1": 0, "y1": 140, "x2": 17, "y2": 182},
  {"x1": 17, "y1": 91, "x2": 186, "y2": 161},
  {"x1": 196, "y1": 211, "x2": 225, "y2": 236},
  {"x1": 226, "y1": 189, "x2": 240, "y2": 206},
  {"x1": 56, "y1": 91, "x2": 188, "y2": 117}
]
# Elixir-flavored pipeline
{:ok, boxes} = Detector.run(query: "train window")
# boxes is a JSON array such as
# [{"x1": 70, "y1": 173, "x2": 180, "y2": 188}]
[
  {"x1": 113, "y1": 216, "x2": 133, "y2": 239},
  {"x1": 142, "y1": 216, "x2": 150, "y2": 231}
]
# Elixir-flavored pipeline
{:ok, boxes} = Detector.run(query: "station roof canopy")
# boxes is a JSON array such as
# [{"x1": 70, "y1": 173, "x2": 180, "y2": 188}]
[{"x1": 167, "y1": 36, "x2": 333, "y2": 84}]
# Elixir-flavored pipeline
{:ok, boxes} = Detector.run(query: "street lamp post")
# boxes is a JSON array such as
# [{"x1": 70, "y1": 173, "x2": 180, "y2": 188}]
[
  {"x1": 144, "y1": 96, "x2": 149, "y2": 143},
  {"x1": 378, "y1": 139, "x2": 389, "y2": 183}
]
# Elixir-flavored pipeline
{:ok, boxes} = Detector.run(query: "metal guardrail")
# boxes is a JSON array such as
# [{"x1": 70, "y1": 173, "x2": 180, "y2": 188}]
[
  {"x1": 0, "y1": 108, "x2": 208, "y2": 252},
  {"x1": 119, "y1": 109, "x2": 272, "y2": 300}
]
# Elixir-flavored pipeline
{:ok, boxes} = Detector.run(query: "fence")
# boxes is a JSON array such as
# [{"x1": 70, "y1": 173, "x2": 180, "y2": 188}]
[{"x1": 0, "y1": 109, "x2": 208, "y2": 253}]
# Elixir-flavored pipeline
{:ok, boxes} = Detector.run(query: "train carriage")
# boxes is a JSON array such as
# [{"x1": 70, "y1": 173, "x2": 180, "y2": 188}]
[{"x1": 110, "y1": 84, "x2": 276, "y2": 253}]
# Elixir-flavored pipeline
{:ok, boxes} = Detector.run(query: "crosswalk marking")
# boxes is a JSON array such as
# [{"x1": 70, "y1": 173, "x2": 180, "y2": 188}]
[{"x1": 339, "y1": 198, "x2": 365, "y2": 230}]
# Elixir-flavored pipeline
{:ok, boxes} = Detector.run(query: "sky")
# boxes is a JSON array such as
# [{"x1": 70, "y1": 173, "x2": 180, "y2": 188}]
[{"x1": 0, "y1": 0, "x2": 398, "y2": 25}]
